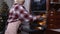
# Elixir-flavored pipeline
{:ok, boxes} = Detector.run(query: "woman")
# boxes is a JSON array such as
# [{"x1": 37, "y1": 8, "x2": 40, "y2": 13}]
[{"x1": 5, "y1": 0, "x2": 40, "y2": 34}]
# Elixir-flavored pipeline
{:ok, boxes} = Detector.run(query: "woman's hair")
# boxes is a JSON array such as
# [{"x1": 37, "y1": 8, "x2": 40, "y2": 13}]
[
  {"x1": 14, "y1": 0, "x2": 17, "y2": 3},
  {"x1": 14, "y1": 0, "x2": 25, "y2": 3}
]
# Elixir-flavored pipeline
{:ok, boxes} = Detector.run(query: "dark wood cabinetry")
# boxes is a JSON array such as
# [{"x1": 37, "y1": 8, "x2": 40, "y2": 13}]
[
  {"x1": 45, "y1": 0, "x2": 60, "y2": 34},
  {"x1": 47, "y1": 0, "x2": 60, "y2": 29}
]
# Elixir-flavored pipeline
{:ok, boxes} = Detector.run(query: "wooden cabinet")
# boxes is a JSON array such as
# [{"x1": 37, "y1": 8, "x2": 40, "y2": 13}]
[
  {"x1": 45, "y1": 0, "x2": 60, "y2": 34},
  {"x1": 47, "y1": 0, "x2": 60, "y2": 29}
]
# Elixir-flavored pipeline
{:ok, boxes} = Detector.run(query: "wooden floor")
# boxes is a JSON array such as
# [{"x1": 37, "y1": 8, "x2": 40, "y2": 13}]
[{"x1": 45, "y1": 29, "x2": 60, "y2": 34}]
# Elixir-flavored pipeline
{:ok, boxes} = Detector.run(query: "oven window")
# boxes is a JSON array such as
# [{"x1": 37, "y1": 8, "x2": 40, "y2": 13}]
[{"x1": 31, "y1": 0, "x2": 46, "y2": 11}]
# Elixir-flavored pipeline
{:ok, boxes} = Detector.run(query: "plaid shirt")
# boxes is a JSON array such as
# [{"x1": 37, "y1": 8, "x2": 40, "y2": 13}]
[{"x1": 7, "y1": 3, "x2": 37, "y2": 23}]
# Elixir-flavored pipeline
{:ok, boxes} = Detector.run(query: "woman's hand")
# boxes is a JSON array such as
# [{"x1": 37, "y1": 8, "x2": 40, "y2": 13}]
[{"x1": 36, "y1": 15, "x2": 41, "y2": 19}]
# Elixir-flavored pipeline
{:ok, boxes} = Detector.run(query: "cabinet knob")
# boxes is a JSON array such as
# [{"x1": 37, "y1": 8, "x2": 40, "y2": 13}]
[
  {"x1": 50, "y1": 14, "x2": 54, "y2": 16},
  {"x1": 50, "y1": 24, "x2": 53, "y2": 26},
  {"x1": 50, "y1": 19, "x2": 54, "y2": 21},
  {"x1": 51, "y1": 11, "x2": 54, "y2": 13}
]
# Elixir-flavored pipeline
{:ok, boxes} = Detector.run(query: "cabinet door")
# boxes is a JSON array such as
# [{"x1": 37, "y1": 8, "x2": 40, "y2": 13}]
[{"x1": 47, "y1": 0, "x2": 60, "y2": 29}]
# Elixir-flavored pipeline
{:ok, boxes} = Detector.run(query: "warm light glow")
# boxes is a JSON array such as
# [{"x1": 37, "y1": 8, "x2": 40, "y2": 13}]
[
  {"x1": 38, "y1": 14, "x2": 46, "y2": 26},
  {"x1": 36, "y1": 14, "x2": 46, "y2": 30},
  {"x1": 41, "y1": 14, "x2": 46, "y2": 18},
  {"x1": 37, "y1": 27, "x2": 42, "y2": 30},
  {"x1": 39, "y1": 21, "x2": 46, "y2": 26},
  {"x1": 39, "y1": 22, "x2": 43, "y2": 25}
]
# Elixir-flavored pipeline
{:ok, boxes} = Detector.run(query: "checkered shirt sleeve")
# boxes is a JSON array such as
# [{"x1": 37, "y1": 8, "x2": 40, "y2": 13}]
[{"x1": 7, "y1": 4, "x2": 37, "y2": 23}]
